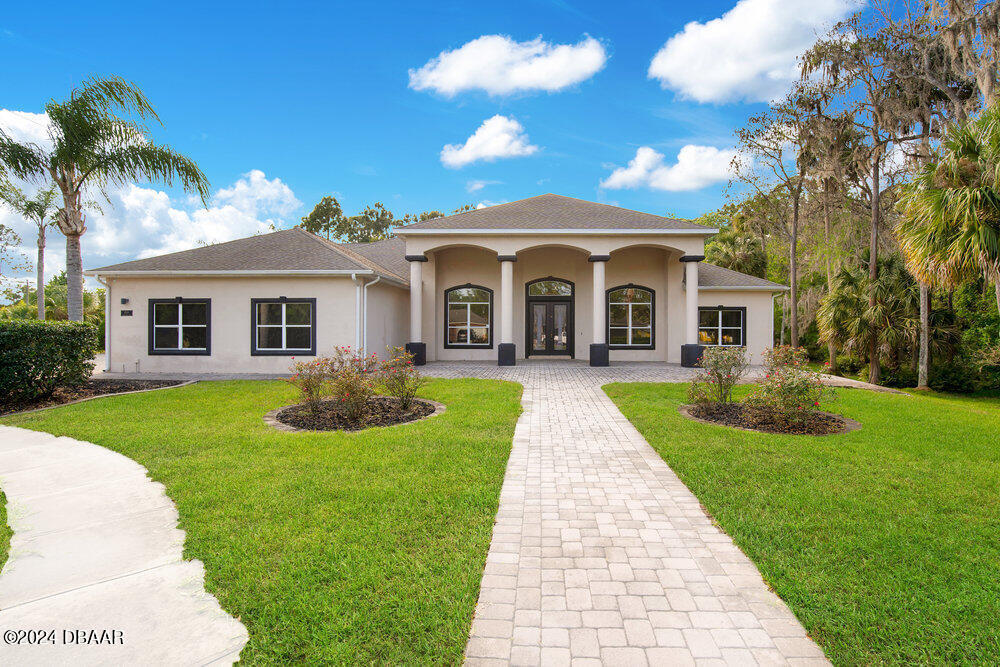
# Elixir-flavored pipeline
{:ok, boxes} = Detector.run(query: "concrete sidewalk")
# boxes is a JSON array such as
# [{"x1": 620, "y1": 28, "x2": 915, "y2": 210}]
[{"x1": 0, "y1": 425, "x2": 247, "y2": 665}]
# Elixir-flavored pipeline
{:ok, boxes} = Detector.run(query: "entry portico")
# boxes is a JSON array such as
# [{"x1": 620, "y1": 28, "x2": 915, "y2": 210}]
[{"x1": 398, "y1": 194, "x2": 783, "y2": 367}]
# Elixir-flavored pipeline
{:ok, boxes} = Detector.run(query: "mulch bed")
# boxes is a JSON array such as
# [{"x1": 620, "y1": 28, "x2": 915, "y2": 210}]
[
  {"x1": 276, "y1": 396, "x2": 436, "y2": 432},
  {"x1": 1, "y1": 379, "x2": 184, "y2": 416},
  {"x1": 683, "y1": 402, "x2": 859, "y2": 436}
]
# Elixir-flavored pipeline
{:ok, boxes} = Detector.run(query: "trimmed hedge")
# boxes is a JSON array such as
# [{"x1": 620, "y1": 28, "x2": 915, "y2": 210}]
[{"x1": 0, "y1": 320, "x2": 99, "y2": 403}]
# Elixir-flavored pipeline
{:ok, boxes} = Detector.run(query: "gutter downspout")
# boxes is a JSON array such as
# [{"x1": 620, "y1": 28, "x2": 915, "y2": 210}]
[
  {"x1": 362, "y1": 275, "x2": 382, "y2": 355},
  {"x1": 352, "y1": 273, "x2": 363, "y2": 351},
  {"x1": 96, "y1": 276, "x2": 111, "y2": 372}
]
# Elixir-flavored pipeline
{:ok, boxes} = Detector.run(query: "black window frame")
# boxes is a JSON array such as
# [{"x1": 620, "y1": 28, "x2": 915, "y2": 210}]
[
  {"x1": 444, "y1": 283, "x2": 494, "y2": 349},
  {"x1": 606, "y1": 284, "x2": 655, "y2": 350},
  {"x1": 698, "y1": 306, "x2": 747, "y2": 347},
  {"x1": 148, "y1": 298, "x2": 212, "y2": 356},
  {"x1": 250, "y1": 297, "x2": 317, "y2": 356}
]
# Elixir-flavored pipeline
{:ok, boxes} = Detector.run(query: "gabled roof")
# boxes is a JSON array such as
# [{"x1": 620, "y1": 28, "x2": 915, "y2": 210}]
[
  {"x1": 86, "y1": 227, "x2": 406, "y2": 283},
  {"x1": 339, "y1": 237, "x2": 408, "y2": 282},
  {"x1": 699, "y1": 263, "x2": 787, "y2": 291},
  {"x1": 395, "y1": 194, "x2": 715, "y2": 233}
]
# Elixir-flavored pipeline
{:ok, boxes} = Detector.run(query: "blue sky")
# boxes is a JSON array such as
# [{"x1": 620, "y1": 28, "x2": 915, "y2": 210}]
[{"x1": 0, "y1": 0, "x2": 860, "y2": 277}]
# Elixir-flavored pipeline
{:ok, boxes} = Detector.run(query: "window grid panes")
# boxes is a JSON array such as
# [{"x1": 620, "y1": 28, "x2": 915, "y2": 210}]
[
  {"x1": 698, "y1": 308, "x2": 744, "y2": 346},
  {"x1": 528, "y1": 280, "x2": 572, "y2": 296},
  {"x1": 608, "y1": 287, "x2": 653, "y2": 347},
  {"x1": 447, "y1": 287, "x2": 491, "y2": 346},
  {"x1": 255, "y1": 301, "x2": 313, "y2": 351},
  {"x1": 152, "y1": 302, "x2": 208, "y2": 351}
]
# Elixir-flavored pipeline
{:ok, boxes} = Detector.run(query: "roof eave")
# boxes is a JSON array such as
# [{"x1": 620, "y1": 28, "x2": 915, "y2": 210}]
[
  {"x1": 85, "y1": 269, "x2": 374, "y2": 277},
  {"x1": 698, "y1": 285, "x2": 789, "y2": 291},
  {"x1": 395, "y1": 227, "x2": 719, "y2": 236}
]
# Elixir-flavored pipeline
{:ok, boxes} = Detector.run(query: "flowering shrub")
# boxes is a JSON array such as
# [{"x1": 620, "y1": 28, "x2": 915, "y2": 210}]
[
  {"x1": 285, "y1": 356, "x2": 332, "y2": 414},
  {"x1": 744, "y1": 346, "x2": 831, "y2": 426},
  {"x1": 379, "y1": 346, "x2": 426, "y2": 409},
  {"x1": 327, "y1": 346, "x2": 379, "y2": 421},
  {"x1": 687, "y1": 346, "x2": 748, "y2": 404}
]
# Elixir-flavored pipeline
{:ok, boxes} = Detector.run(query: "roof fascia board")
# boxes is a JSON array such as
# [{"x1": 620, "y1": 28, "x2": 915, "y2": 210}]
[
  {"x1": 699, "y1": 285, "x2": 789, "y2": 291},
  {"x1": 396, "y1": 228, "x2": 719, "y2": 236},
  {"x1": 84, "y1": 269, "x2": 375, "y2": 277}
]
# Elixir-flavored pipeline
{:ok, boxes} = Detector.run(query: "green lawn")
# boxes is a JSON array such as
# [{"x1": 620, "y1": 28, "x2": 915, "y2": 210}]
[
  {"x1": 604, "y1": 383, "x2": 1000, "y2": 665},
  {"x1": 0, "y1": 379, "x2": 522, "y2": 664}
]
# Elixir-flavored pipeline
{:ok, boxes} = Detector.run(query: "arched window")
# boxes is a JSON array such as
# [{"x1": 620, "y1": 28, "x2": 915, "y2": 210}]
[
  {"x1": 445, "y1": 284, "x2": 493, "y2": 348},
  {"x1": 607, "y1": 285, "x2": 654, "y2": 349},
  {"x1": 527, "y1": 278, "x2": 572, "y2": 296}
]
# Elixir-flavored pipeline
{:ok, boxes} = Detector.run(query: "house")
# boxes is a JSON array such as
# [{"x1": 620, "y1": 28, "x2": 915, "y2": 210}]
[{"x1": 86, "y1": 194, "x2": 787, "y2": 372}]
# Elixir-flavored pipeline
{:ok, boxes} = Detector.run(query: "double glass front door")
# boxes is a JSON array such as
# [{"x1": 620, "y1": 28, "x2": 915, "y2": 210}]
[{"x1": 529, "y1": 301, "x2": 571, "y2": 355}]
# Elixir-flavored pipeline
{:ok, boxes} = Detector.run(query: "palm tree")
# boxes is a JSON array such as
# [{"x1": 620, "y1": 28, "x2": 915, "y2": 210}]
[
  {"x1": 898, "y1": 107, "x2": 1000, "y2": 333},
  {"x1": 705, "y1": 228, "x2": 767, "y2": 278},
  {"x1": 0, "y1": 182, "x2": 57, "y2": 318},
  {"x1": 0, "y1": 76, "x2": 209, "y2": 321}
]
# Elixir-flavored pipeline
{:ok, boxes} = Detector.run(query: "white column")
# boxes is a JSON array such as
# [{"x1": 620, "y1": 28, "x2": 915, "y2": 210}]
[
  {"x1": 592, "y1": 258, "x2": 606, "y2": 344},
  {"x1": 500, "y1": 259, "x2": 514, "y2": 344},
  {"x1": 409, "y1": 260, "x2": 422, "y2": 342},
  {"x1": 685, "y1": 258, "x2": 699, "y2": 344}
]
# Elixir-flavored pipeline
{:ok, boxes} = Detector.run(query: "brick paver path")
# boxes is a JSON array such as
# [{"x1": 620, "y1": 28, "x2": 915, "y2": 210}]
[{"x1": 424, "y1": 361, "x2": 828, "y2": 666}]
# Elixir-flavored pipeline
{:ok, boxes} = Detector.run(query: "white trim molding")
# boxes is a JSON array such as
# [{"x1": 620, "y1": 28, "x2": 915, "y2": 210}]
[{"x1": 396, "y1": 228, "x2": 719, "y2": 236}]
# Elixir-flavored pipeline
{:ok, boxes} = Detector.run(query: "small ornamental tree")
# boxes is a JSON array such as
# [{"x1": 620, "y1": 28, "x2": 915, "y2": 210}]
[
  {"x1": 327, "y1": 346, "x2": 379, "y2": 421},
  {"x1": 744, "y1": 346, "x2": 832, "y2": 426},
  {"x1": 687, "y1": 346, "x2": 749, "y2": 405},
  {"x1": 380, "y1": 346, "x2": 426, "y2": 409}
]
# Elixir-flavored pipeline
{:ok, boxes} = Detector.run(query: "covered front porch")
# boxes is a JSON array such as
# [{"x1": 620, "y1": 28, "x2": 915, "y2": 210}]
[{"x1": 402, "y1": 240, "x2": 707, "y2": 367}]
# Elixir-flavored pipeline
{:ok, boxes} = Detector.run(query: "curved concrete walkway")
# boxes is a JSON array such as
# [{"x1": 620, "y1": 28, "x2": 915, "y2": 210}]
[
  {"x1": 0, "y1": 425, "x2": 247, "y2": 665},
  {"x1": 424, "y1": 362, "x2": 829, "y2": 666}
]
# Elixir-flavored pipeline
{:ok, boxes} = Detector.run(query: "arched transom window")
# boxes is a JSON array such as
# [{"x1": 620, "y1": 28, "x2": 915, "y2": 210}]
[
  {"x1": 608, "y1": 285, "x2": 654, "y2": 349},
  {"x1": 445, "y1": 285, "x2": 493, "y2": 347},
  {"x1": 528, "y1": 279, "x2": 572, "y2": 296}
]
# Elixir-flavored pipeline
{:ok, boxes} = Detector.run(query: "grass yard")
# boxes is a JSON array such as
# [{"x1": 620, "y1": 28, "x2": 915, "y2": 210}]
[
  {"x1": 605, "y1": 383, "x2": 1000, "y2": 664},
  {"x1": 0, "y1": 379, "x2": 522, "y2": 664}
]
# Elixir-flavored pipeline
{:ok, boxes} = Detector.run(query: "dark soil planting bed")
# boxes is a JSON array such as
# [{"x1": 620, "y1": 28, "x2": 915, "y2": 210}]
[
  {"x1": 276, "y1": 396, "x2": 437, "y2": 431},
  {"x1": 0, "y1": 379, "x2": 183, "y2": 416},
  {"x1": 683, "y1": 402, "x2": 859, "y2": 435}
]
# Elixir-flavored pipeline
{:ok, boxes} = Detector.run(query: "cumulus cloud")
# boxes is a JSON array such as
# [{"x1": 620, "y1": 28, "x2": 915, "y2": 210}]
[
  {"x1": 647, "y1": 0, "x2": 860, "y2": 103},
  {"x1": 409, "y1": 34, "x2": 607, "y2": 96},
  {"x1": 600, "y1": 145, "x2": 736, "y2": 191},
  {"x1": 441, "y1": 115, "x2": 539, "y2": 169},
  {"x1": 466, "y1": 179, "x2": 500, "y2": 193}
]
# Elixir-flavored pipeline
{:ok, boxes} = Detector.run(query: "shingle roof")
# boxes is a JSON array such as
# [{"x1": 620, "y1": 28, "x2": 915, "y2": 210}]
[
  {"x1": 396, "y1": 194, "x2": 714, "y2": 232},
  {"x1": 339, "y1": 237, "x2": 408, "y2": 282},
  {"x1": 699, "y1": 263, "x2": 787, "y2": 290},
  {"x1": 87, "y1": 227, "x2": 402, "y2": 281}
]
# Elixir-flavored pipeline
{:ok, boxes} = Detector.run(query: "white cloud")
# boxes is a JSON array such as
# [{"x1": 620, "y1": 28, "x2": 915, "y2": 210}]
[
  {"x1": 647, "y1": 0, "x2": 860, "y2": 104},
  {"x1": 441, "y1": 115, "x2": 539, "y2": 169},
  {"x1": 409, "y1": 34, "x2": 607, "y2": 97},
  {"x1": 466, "y1": 179, "x2": 500, "y2": 193},
  {"x1": 0, "y1": 110, "x2": 302, "y2": 288},
  {"x1": 600, "y1": 145, "x2": 736, "y2": 191},
  {"x1": 476, "y1": 200, "x2": 506, "y2": 209}
]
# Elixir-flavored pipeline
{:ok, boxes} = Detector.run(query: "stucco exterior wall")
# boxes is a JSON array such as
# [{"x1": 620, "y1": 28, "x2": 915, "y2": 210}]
[
  {"x1": 364, "y1": 281, "x2": 409, "y2": 357},
  {"x1": 104, "y1": 276, "x2": 358, "y2": 373}
]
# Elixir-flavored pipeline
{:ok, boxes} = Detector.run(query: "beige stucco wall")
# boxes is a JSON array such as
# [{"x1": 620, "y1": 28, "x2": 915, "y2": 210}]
[
  {"x1": 364, "y1": 281, "x2": 409, "y2": 357},
  {"x1": 697, "y1": 290, "x2": 776, "y2": 365},
  {"x1": 104, "y1": 276, "x2": 360, "y2": 374}
]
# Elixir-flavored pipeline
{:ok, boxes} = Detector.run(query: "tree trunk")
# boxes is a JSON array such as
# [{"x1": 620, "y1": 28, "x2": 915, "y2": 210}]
[
  {"x1": 918, "y1": 283, "x2": 929, "y2": 389},
  {"x1": 868, "y1": 146, "x2": 881, "y2": 385},
  {"x1": 789, "y1": 189, "x2": 800, "y2": 348},
  {"x1": 995, "y1": 281, "x2": 1000, "y2": 330},
  {"x1": 65, "y1": 233, "x2": 84, "y2": 322},
  {"x1": 36, "y1": 226, "x2": 46, "y2": 320},
  {"x1": 780, "y1": 296, "x2": 786, "y2": 346},
  {"x1": 823, "y1": 185, "x2": 837, "y2": 374}
]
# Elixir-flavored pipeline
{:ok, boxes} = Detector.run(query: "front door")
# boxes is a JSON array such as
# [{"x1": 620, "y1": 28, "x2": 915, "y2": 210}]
[{"x1": 525, "y1": 278, "x2": 574, "y2": 357}]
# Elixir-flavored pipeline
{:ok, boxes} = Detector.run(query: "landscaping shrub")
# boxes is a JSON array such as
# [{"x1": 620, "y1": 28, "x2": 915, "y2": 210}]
[
  {"x1": 744, "y1": 346, "x2": 831, "y2": 426},
  {"x1": 687, "y1": 346, "x2": 748, "y2": 405},
  {"x1": 0, "y1": 320, "x2": 99, "y2": 403},
  {"x1": 286, "y1": 357, "x2": 332, "y2": 414},
  {"x1": 974, "y1": 345, "x2": 1000, "y2": 392},
  {"x1": 833, "y1": 354, "x2": 863, "y2": 376},
  {"x1": 380, "y1": 346, "x2": 426, "y2": 409},
  {"x1": 875, "y1": 365, "x2": 917, "y2": 389},
  {"x1": 328, "y1": 346, "x2": 379, "y2": 421}
]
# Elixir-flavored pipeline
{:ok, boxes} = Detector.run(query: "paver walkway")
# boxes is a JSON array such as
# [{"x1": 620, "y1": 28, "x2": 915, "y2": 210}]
[
  {"x1": 0, "y1": 425, "x2": 247, "y2": 665},
  {"x1": 424, "y1": 362, "x2": 828, "y2": 666}
]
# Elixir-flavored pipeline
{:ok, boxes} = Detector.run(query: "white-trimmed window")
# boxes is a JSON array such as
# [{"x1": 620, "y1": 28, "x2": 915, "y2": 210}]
[
  {"x1": 699, "y1": 307, "x2": 745, "y2": 346},
  {"x1": 251, "y1": 298, "x2": 316, "y2": 355},
  {"x1": 608, "y1": 286, "x2": 654, "y2": 348},
  {"x1": 445, "y1": 285, "x2": 492, "y2": 348},
  {"x1": 149, "y1": 299, "x2": 210, "y2": 355}
]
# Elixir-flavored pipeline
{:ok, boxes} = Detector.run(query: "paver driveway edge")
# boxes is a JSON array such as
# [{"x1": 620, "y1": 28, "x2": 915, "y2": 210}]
[
  {"x1": 0, "y1": 424, "x2": 248, "y2": 666},
  {"x1": 419, "y1": 363, "x2": 829, "y2": 667}
]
